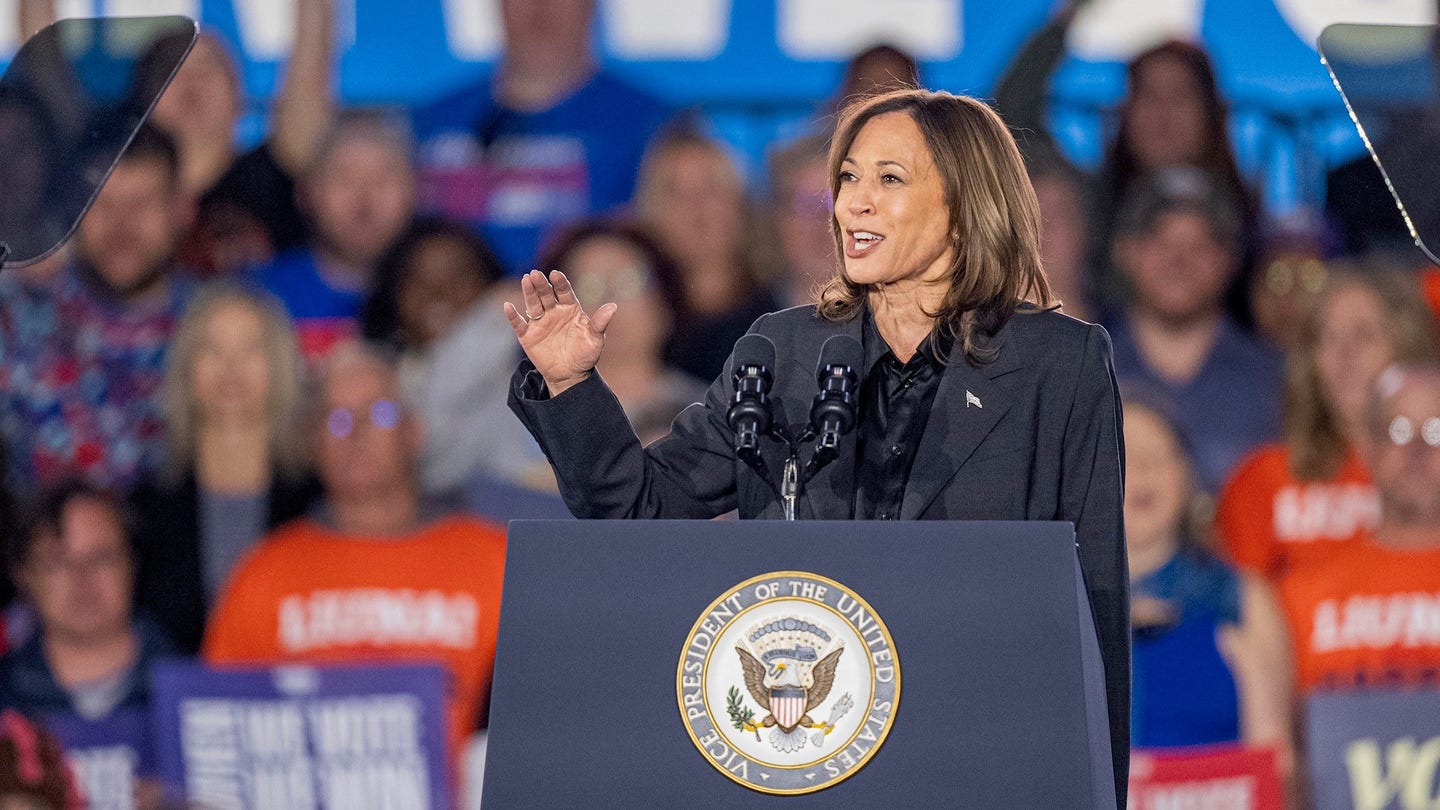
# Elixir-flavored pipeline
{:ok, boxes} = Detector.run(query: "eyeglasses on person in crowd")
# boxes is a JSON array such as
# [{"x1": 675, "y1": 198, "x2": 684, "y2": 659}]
[
  {"x1": 1386, "y1": 416, "x2": 1440, "y2": 448},
  {"x1": 573, "y1": 264, "x2": 654, "y2": 305},
  {"x1": 327, "y1": 399, "x2": 402, "y2": 439}
]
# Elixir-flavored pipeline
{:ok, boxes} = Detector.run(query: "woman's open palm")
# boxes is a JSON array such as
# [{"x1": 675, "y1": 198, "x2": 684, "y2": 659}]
[{"x1": 504, "y1": 270, "x2": 617, "y2": 395}]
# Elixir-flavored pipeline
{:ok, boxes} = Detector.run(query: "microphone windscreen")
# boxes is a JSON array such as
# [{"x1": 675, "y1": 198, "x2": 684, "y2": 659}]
[
  {"x1": 733, "y1": 333, "x2": 777, "y2": 375},
  {"x1": 816, "y1": 334, "x2": 864, "y2": 380}
]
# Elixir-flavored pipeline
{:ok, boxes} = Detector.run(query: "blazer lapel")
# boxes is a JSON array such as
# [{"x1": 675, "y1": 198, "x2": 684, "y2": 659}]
[{"x1": 899, "y1": 330, "x2": 1024, "y2": 519}]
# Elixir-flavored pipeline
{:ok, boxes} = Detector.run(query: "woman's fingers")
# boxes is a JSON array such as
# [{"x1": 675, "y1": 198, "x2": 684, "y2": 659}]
[
  {"x1": 533, "y1": 269, "x2": 560, "y2": 310},
  {"x1": 550, "y1": 270, "x2": 579, "y2": 306},
  {"x1": 520, "y1": 271, "x2": 545, "y2": 318},
  {"x1": 590, "y1": 302, "x2": 618, "y2": 336},
  {"x1": 503, "y1": 301, "x2": 528, "y2": 336}
]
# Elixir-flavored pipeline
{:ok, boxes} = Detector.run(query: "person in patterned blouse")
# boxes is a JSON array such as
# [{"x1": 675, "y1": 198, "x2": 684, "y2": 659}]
[{"x1": 0, "y1": 125, "x2": 194, "y2": 494}]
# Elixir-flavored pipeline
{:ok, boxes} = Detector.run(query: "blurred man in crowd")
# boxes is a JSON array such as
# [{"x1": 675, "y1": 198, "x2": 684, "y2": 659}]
[
  {"x1": 0, "y1": 125, "x2": 193, "y2": 493},
  {"x1": 204, "y1": 343, "x2": 507, "y2": 762},
  {"x1": 0, "y1": 482, "x2": 174, "y2": 721},
  {"x1": 1105, "y1": 167, "x2": 1283, "y2": 492},
  {"x1": 411, "y1": 0, "x2": 672, "y2": 274},
  {"x1": 1282, "y1": 365, "x2": 1440, "y2": 694},
  {"x1": 255, "y1": 113, "x2": 416, "y2": 357}
]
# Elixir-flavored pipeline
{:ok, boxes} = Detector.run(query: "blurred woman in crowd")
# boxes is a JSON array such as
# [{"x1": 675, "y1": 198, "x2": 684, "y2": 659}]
[
  {"x1": 129, "y1": 285, "x2": 318, "y2": 655},
  {"x1": 994, "y1": 8, "x2": 1257, "y2": 319},
  {"x1": 1125, "y1": 394, "x2": 1292, "y2": 760},
  {"x1": 1218, "y1": 268, "x2": 1439, "y2": 582},
  {"x1": 363, "y1": 217, "x2": 549, "y2": 494},
  {"x1": 538, "y1": 220, "x2": 705, "y2": 445},
  {"x1": 1028, "y1": 151, "x2": 1097, "y2": 323},
  {"x1": 635, "y1": 127, "x2": 779, "y2": 383}
]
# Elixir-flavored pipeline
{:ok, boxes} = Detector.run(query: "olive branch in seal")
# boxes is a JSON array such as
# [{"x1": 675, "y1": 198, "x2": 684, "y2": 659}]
[{"x1": 726, "y1": 686, "x2": 758, "y2": 739}]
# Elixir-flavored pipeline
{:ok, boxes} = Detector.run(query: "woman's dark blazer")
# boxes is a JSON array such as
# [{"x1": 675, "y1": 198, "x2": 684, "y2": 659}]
[
  {"x1": 510, "y1": 303, "x2": 1129, "y2": 804},
  {"x1": 129, "y1": 472, "x2": 321, "y2": 656}
]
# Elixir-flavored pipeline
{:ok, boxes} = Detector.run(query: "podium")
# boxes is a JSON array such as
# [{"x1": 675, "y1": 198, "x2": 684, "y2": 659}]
[{"x1": 482, "y1": 520, "x2": 1117, "y2": 808}]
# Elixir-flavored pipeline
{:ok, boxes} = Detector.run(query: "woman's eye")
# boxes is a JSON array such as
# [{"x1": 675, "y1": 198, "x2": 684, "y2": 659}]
[
  {"x1": 838, "y1": 171, "x2": 857, "y2": 183},
  {"x1": 882, "y1": 173, "x2": 902, "y2": 184}
]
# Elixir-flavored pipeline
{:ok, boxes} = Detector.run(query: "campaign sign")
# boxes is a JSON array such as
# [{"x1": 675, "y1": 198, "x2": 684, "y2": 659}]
[
  {"x1": 44, "y1": 708, "x2": 153, "y2": 810},
  {"x1": 1127, "y1": 745, "x2": 1283, "y2": 810},
  {"x1": 150, "y1": 662, "x2": 449, "y2": 810},
  {"x1": 1307, "y1": 689, "x2": 1440, "y2": 810}
]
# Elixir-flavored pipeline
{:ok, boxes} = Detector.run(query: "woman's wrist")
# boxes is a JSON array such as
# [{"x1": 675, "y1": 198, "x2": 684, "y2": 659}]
[{"x1": 544, "y1": 370, "x2": 591, "y2": 397}]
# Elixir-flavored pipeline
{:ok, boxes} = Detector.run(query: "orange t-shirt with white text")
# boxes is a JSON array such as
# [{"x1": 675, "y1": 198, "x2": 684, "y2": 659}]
[
  {"x1": 1280, "y1": 534, "x2": 1440, "y2": 694},
  {"x1": 1216, "y1": 444, "x2": 1378, "y2": 581},
  {"x1": 203, "y1": 514, "x2": 507, "y2": 759}
]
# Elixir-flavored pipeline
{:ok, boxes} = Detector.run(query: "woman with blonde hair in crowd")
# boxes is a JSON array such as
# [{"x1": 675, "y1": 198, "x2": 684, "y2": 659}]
[
  {"x1": 130, "y1": 285, "x2": 319, "y2": 654},
  {"x1": 634, "y1": 125, "x2": 779, "y2": 383},
  {"x1": 1217, "y1": 268, "x2": 1439, "y2": 583}
]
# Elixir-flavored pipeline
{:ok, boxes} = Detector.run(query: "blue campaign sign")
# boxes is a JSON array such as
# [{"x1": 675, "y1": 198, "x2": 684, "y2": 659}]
[
  {"x1": 149, "y1": 661, "x2": 450, "y2": 810},
  {"x1": 1306, "y1": 689, "x2": 1440, "y2": 810},
  {"x1": 44, "y1": 708, "x2": 153, "y2": 810}
]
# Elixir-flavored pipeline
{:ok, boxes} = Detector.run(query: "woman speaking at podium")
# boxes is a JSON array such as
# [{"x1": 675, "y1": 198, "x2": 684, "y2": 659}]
[{"x1": 505, "y1": 88, "x2": 1127, "y2": 803}]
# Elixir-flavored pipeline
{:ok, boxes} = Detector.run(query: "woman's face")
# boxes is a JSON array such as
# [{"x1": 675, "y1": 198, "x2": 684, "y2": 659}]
[
  {"x1": 192, "y1": 300, "x2": 272, "y2": 426},
  {"x1": 646, "y1": 144, "x2": 745, "y2": 271},
  {"x1": 1315, "y1": 283, "x2": 1396, "y2": 430},
  {"x1": 834, "y1": 111, "x2": 954, "y2": 291},
  {"x1": 1123, "y1": 405, "x2": 1191, "y2": 552},
  {"x1": 1125, "y1": 55, "x2": 1209, "y2": 170},
  {"x1": 396, "y1": 236, "x2": 490, "y2": 348},
  {"x1": 563, "y1": 235, "x2": 669, "y2": 361}
]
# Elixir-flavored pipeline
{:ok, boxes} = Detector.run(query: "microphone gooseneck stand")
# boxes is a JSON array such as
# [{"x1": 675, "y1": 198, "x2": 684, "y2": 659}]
[{"x1": 727, "y1": 340, "x2": 862, "y2": 521}]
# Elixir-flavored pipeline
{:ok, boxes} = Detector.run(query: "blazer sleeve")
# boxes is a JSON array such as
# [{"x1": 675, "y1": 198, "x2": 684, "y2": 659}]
[
  {"x1": 1061, "y1": 323, "x2": 1130, "y2": 808},
  {"x1": 507, "y1": 356, "x2": 743, "y2": 520}
]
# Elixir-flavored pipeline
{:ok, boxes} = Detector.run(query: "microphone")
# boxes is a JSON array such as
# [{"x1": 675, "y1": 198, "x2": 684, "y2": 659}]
[
  {"x1": 727, "y1": 334, "x2": 776, "y2": 465},
  {"x1": 810, "y1": 335, "x2": 864, "y2": 463}
]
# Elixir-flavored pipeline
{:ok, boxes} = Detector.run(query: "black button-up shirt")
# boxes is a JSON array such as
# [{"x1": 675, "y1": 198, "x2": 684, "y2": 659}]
[{"x1": 854, "y1": 312, "x2": 949, "y2": 520}]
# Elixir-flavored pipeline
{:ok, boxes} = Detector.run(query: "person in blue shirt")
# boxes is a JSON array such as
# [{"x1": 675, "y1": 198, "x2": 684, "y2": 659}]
[
  {"x1": 410, "y1": 0, "x2": 672, "y2": 275},
  {"x1": 253, "y1": 112, "x2": 416, "y2": 356},
  {"x1": 1105, "y1": 167, "x2": 1284, "y2": 492},
  {"x1": 1123, "y1": 392, "x2": 1292, "y2": 766}
]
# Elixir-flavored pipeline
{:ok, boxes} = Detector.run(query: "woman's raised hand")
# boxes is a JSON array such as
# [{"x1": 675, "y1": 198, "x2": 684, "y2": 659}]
[{"x1": 504, "y1": 269, "x2": 617, "y2": 396}]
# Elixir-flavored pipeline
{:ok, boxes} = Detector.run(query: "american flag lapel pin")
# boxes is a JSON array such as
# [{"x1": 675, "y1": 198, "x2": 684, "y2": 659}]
[{"x1": 966, "y1": 390, "x2": 982, "y2": 409}]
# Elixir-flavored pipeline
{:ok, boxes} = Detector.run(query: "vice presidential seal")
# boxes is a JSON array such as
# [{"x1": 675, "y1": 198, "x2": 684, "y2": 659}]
[{"x1": 677, "y1": 572, "x2": 899, "y2": 795}]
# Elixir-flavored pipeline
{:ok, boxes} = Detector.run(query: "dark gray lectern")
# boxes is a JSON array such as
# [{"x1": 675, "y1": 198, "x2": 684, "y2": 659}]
[{"x1": 482, "y1": 520, "x2": 1115, "y2": 808}]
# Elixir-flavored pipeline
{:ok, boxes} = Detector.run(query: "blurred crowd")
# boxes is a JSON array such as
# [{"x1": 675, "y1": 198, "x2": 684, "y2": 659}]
[{"x1": 0, "y1": 0, "x2": 1439, "y2": 807}]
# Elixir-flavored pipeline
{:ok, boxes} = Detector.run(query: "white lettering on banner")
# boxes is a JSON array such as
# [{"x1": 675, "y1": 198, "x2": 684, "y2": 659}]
[
  {"x1": 603, "y1": 0, "x2": 731, "y2": 59},
  {"x1": 1311, "y1": 593, "x2": 1440, "y2": 653},
  {"x1": 1273, "y1": 483, "x2": 1380, "y2": 542},
  {"x1": 778, "y1": 0, "x2": 961, "y2": 59},
  {"x1": 180, "y1": 700, "x2": 245, "y2": 810},
  {"x1": 1068, "y1": 0, "x2": 1203, "y2": 61},
  {"x1": 278, "y1": 589, "x2": 479, "y2": 652},
  {"x1": 231, "y1": 0, "x2": 355, "y2": 60},
  {"x1": 1345, "y1": 736, "x2": 1440, "y2": 810},
  {"x1": 69, "y1": 746, "x2": 138, "y2": 810},
  {"x1": 441, "y1": 0, "x2": 501, "y2": 60},
  {"x1": 1135, "y1": 776, "x2": 1255, "y2": 810},
  {"x1": 179, "y1": 695, "x2": 430, "y2": 810}
]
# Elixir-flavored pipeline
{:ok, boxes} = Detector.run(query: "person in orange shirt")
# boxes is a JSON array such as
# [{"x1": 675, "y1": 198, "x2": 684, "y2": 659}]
[
  {"x1": 1282, "y1": 364, "x2": 1440, "y2": 693},
  {"x1": 1217, "y1": 269, "x2": 1438, "y2": 582},
  {"x1": 204, "y1": 342, "x2": 506, "y2": 764}
]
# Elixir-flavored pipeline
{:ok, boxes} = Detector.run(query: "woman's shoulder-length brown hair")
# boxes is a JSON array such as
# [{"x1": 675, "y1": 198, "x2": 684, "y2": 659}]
[{"x1": 816, "y1": 88, "x2": 1052, "y2": 366}]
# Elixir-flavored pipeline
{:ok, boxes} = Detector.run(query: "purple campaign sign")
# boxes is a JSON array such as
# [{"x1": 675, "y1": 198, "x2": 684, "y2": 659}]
[
  {"x1": 150, "y1": 661, "x2": 450, "y2": 810},
  {"x1": 1306, "y1": 689, "x2": 1440, "y2": 810},
  {"x1": 44, "y1": 708, "x2": 152, "y2": 810}
]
